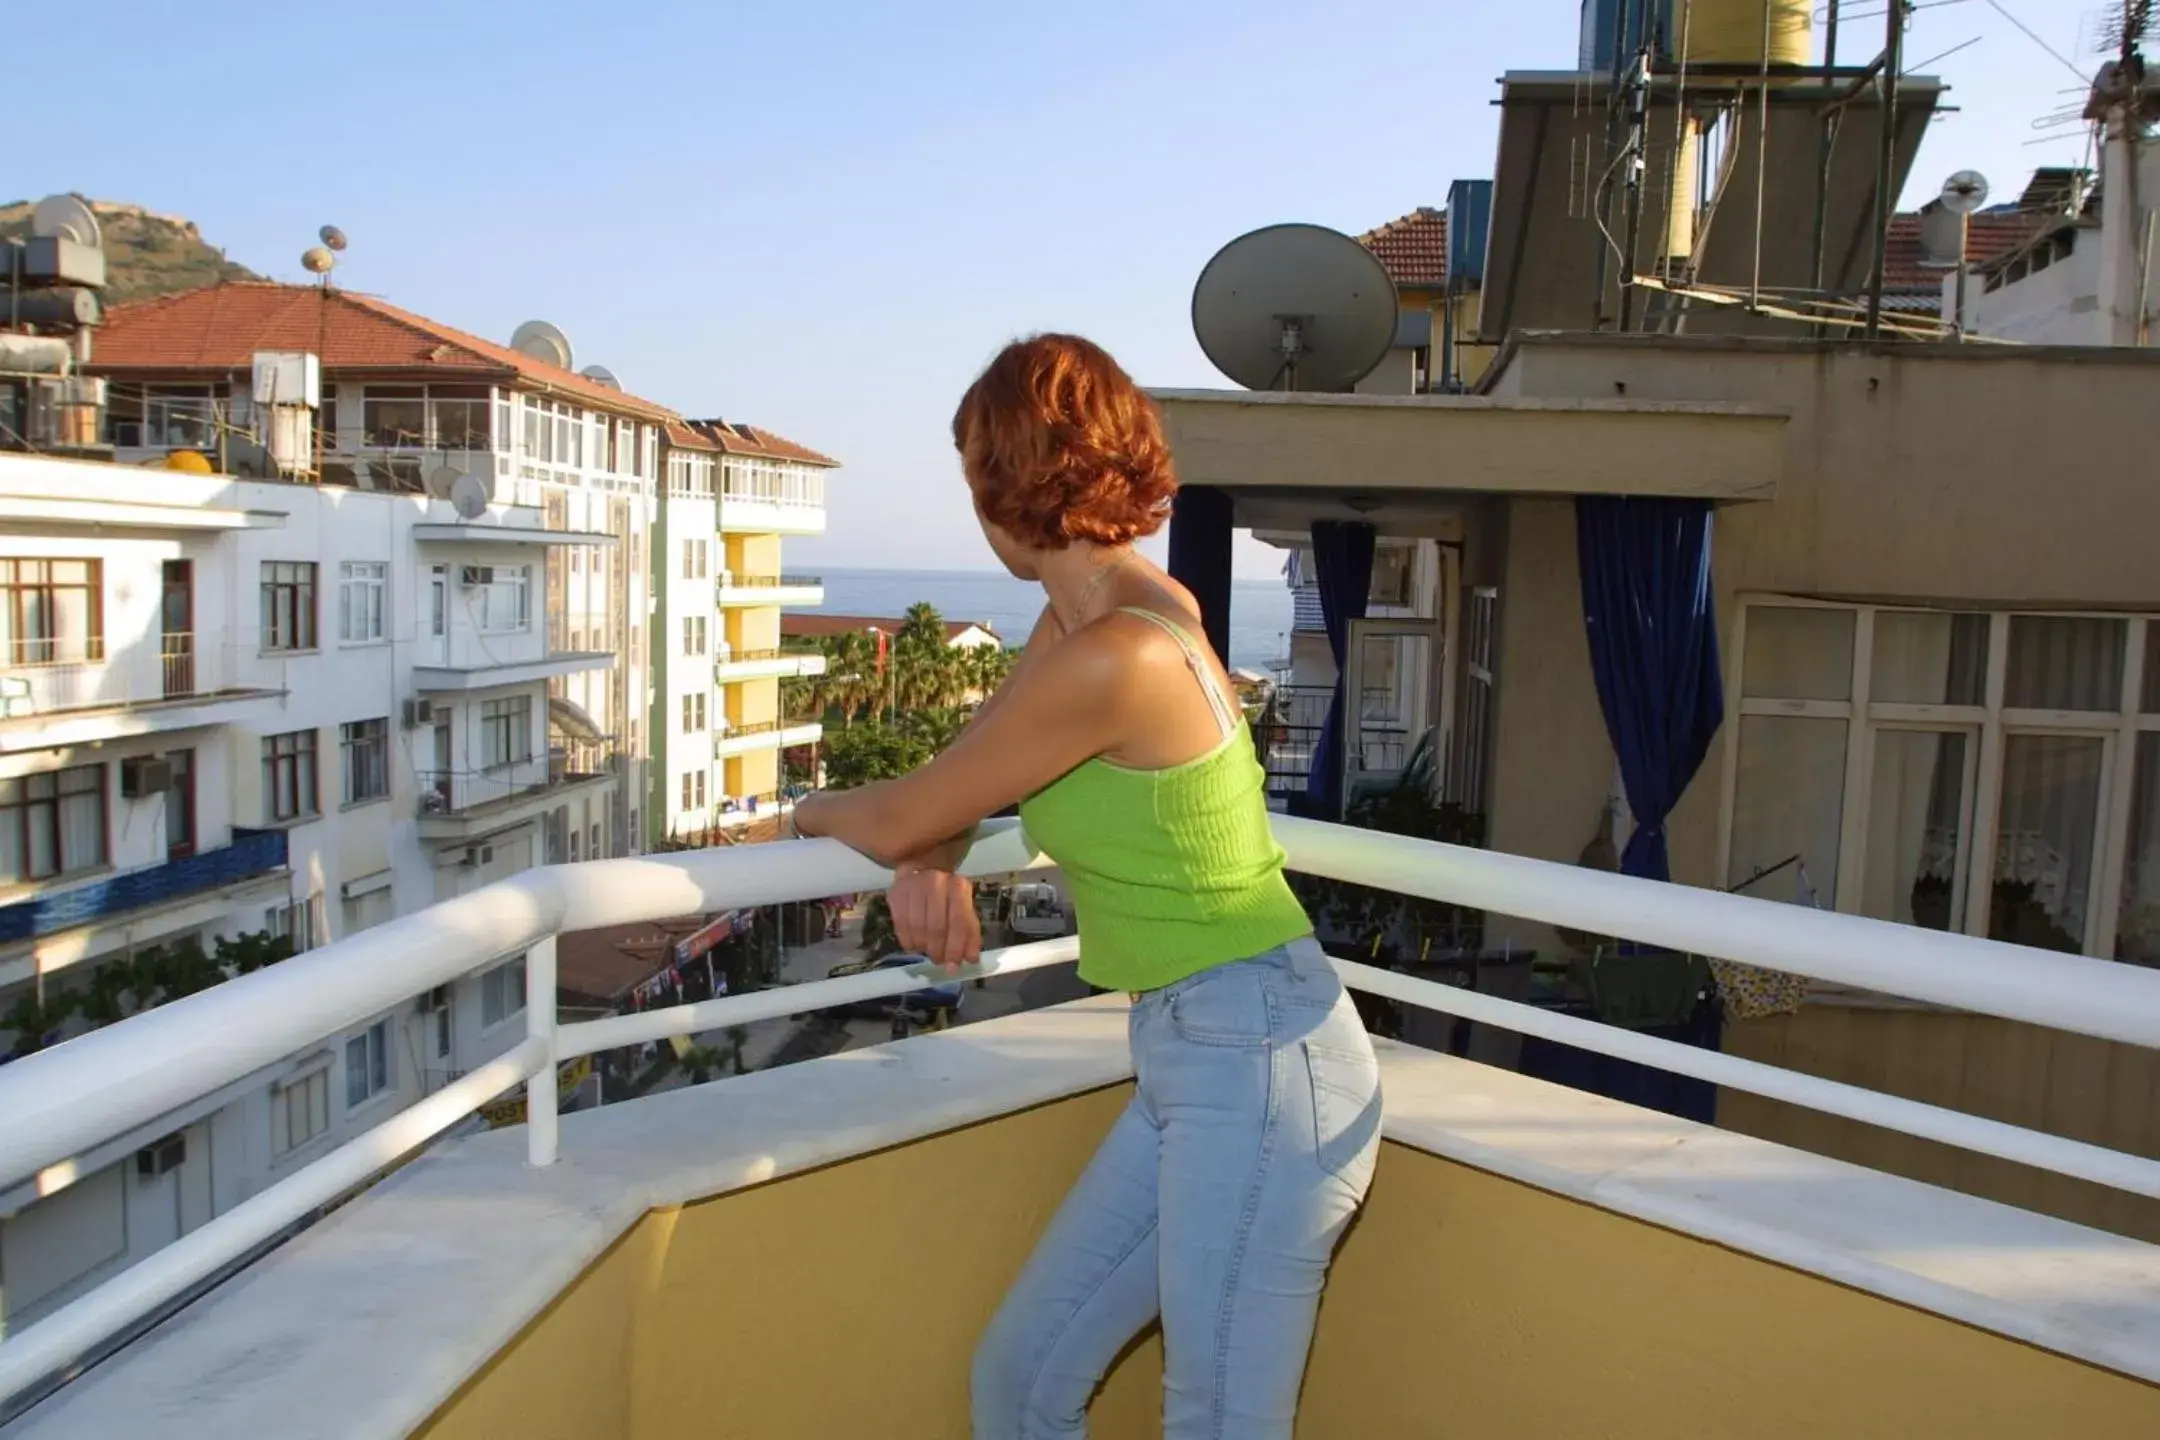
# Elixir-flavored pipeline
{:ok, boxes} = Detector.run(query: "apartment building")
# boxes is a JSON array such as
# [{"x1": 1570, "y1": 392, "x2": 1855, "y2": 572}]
[
  {"x1": 651, "y1": 419, "x2": 833, "y2": 843},
  {"x1": 85, "y1": 281, "x2": 669, "y2": 859},
  {"x1": 0, "y1": 449, "x2": 607, "y2": 1334}
]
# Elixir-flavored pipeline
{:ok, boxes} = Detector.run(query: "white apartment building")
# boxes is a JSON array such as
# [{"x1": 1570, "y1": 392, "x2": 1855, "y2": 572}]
[
  {"x1": 0, "y1": 451, "x2": 607, "y2": 1336},
  {"x1": 87, "y1": 281, "x2": 670, "y2": 859},
  {"x1": 651, "y1": 420, "x2": 833, "y2": 844}
]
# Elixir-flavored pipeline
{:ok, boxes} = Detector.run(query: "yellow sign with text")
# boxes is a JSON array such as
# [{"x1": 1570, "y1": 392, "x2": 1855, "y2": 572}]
[{"x1": 479, "y1": 1055, "x2": 595, "y2": 1129}]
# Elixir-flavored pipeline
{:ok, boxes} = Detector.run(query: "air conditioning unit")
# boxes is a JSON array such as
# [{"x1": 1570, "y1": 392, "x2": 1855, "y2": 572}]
[
  {"x1": 135, "y1": 1133, "x2": 187, "y2": 1178},
  {"x1": 120, "y1": 754, "x2": 176, "y2": 799},
  {"x1": 403, "y1": 697, "x2": 438, "y2": 728},
  {"x1": 416, "y1": 984, "x2": 450, "y2": 1013},
  {"x1": 459, "y1": 565, "x2": 495, "y2": 588}
]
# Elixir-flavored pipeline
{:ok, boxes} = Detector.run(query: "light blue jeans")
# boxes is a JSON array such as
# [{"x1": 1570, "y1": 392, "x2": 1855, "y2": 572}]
[{"x1": 971, "y1": 938, "x2": 1382, "y2": 1438}]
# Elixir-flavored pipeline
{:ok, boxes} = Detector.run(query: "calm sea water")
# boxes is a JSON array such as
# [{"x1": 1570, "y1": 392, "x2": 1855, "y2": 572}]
[{"x1": 816, "y1": 568, "x2": 1293, "y2": 672}]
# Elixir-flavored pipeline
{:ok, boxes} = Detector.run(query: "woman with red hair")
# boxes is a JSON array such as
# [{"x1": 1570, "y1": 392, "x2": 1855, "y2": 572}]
[{"x1": 794, "y1": 334, "x2": 1379, "y2": 1438}]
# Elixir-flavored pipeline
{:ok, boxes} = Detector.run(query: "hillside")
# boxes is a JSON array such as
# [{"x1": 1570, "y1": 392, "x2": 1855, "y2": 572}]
[{"x1": 0, "y1": 197, "x2": 263, "y2": 304}]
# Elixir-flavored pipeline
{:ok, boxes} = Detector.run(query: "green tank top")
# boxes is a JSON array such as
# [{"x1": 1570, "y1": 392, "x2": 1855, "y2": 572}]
[{"x1": 1016, "y1": 609, "x2": 1312, "y2": 992}]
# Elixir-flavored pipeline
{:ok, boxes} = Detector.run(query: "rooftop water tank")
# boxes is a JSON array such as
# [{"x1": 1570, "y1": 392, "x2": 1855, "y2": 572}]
[{"x1": 1688, "y1": 0, "x2": 1811, "y2": 68}]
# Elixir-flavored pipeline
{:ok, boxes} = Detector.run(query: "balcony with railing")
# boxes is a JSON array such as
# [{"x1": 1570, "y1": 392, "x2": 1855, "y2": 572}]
[
  {"x1": 1, "y1": 819, "x2": 2158, "y2": 1435},
  {"x1": 713, "y1": 646, "x2": 827, "y2": 684},
  {"x1": 709, "y1": 716, "x2": 823, "y2": 760},
  {"x1": 715, "y1": 572, "x2": 825, "y2": 609},
  {"x1": 416, "y1": 751, "x2": 616, "y2": 840},
  {"x1": 718, "y1": 473, "x2": 826, "y2": 536},
  {"x1": 1253, "y1": 684, "x2": 1410, "y2": 795},
  {"x1": 0, "y1": 828, "x2": 289, "y2": 961},
  {"x1": 0, "y1": 630, "x2": 286, "y2": 752}
]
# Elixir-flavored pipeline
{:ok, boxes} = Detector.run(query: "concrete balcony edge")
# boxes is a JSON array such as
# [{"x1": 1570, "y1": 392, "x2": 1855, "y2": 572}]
[{"x1": 17, "y1": 997, "x2": 2160, "y2": 1438}]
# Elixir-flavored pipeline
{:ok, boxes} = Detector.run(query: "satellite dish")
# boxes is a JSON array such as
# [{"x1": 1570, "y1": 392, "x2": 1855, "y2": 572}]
[
  {"x1": 424, "y1": 464, "x2": 463, "y2": 499},
  {"x1": 319, "y1": 224, "x2": 348, "y2": 252},
  {"x1": 31, "y1": 195, "x2": 101, "y2": 249},
  {"x1": 579, "y1": 364, "x2": 621, "y2": 389},
  {"x1": 448, "y1": 473, "x2": 491, "y2": 521},
  {"x1": 510, "y1": 320, "x2": 573, "y2": 370},
  {"x1": 301, "y1": 246, "x2": 335, "y2": 275},
  {"x1": 1191, "y1": 223, "x2": 1398, "y2": 392},
  {"x1": 1940, "y1": 170, "x2": 1991, "y2": 216}
]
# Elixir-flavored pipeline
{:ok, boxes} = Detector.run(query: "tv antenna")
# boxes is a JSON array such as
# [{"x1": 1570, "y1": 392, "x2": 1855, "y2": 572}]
[
  {"x1": 30, "y1": 194, "x2": 101, "y2": 249},
  {"x1": 1190, "y1": 223, "x2": 1398, "y2": 391},
  {"x1": 510, "y1": 320, "x2": 574, "y2": 370},
  {"x1": 1939, "y1": 170, "x2": 1990, "y2": 338},
  {"x1": 448, "y1": 472, "x2": 491, "y2": 520}
]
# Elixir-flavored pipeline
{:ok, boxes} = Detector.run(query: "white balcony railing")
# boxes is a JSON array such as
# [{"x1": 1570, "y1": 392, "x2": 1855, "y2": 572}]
[
  {"x1": 0, "y1": 630, "x2": 285, "y2": 720},
  {"x1": 2, "y1": 818, "x2": 2159, "y2": 1407}
]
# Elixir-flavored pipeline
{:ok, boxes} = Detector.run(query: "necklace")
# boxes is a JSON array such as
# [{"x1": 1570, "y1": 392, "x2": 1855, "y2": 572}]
[{"x1": 1063, "y1": 553, "x2": 1127, "y2": 631}]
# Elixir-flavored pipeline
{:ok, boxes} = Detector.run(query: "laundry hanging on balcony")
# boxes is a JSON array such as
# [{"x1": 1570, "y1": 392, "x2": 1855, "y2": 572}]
[{"x1": 1574, "y1": 496, "x2": 1723, "y2": 882}]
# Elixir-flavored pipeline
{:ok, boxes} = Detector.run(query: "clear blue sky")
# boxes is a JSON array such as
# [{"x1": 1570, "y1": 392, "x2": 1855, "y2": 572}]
[{"x1": 13, "y1": 1, "x2": 2091, "y2": 575}]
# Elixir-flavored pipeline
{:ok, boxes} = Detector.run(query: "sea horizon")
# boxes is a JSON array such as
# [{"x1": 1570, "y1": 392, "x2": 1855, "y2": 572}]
[{"x1": 809, "y1": 565, "x2": 1293, "y2": 672}]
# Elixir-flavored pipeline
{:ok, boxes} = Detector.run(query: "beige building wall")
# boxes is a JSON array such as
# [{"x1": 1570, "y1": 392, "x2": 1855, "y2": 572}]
[{"x1": 1478, "y1": 338, "x2": 2160, "y2": 1239}]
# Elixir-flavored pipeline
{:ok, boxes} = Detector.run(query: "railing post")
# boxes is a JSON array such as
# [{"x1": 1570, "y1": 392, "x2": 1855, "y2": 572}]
[{"x1": 525, "y1": 934, "x2": 559, "y2": 1167}]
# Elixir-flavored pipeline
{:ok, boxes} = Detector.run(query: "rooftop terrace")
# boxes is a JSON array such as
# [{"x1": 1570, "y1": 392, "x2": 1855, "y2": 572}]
[{"x1": 1, "y1": 820, "x2": 2157, "y2": 1436}]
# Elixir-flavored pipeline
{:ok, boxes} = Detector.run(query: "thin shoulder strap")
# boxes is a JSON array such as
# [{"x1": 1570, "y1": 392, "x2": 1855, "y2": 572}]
[{"x1": 1116, "y1": 607, "x2": 1239, "y2": 739}]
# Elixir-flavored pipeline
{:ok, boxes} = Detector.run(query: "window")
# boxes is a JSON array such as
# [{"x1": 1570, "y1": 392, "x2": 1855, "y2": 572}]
[
  {"x1": 344, "y1": 1019, "x2": 392, "y2": 1109},
  {"x1": 1725, "y1": 603, "x2": 2160, "y2": 964},
  {"x1": 338, "y1": 561, "x2": 387, "y2": 643},
  {"x1": 683, "y1": 692, "x2": 706, "y2": 732},
  {"x1": 261, "y1": 562, "x2": 318, "y2": 651},
  {"x1": 429, "y1": 385, "x2": 492, "y2": 450},
  {"x1": 477, "y1": 566, "x2": 531, "y2": 632},
  {"x1": 341, "y1": 718, "x2": 390, "y2": 804},
  {"x1": 589, "y1": 822, "x2": 602, "y2": 859},
  {"x1": 272, "y1": 1068, "x2": 330, "y2": 1157},
  {"x1": 569, "y1": 830, "x2": 582, "y2": 862},
  {"x1": 481, "y1": 954, "x2": 527, "y2": 1029},
  {"x1": 432, "y1": 998, "x2": 453, "y2": 1061},
  {"x1": 480, "y1": 696, "x2": 532, "y2": 769},
  {"x1": 320, "y1": 390, "x2": 341, "y2": 448},
  {"x1": 683, "y1": 615, "x2": 707, "y2": 656},
  {"x1": 0, "y1": 764, "x2": 105, "y2": 883},
  {"x1": 361, "y1": 386, "x2": 426, "y2": 448},
  {"x1": 681, "y1": 770, "x2": 707, "y2": 811},
  {"x1": 0, "y1": 559, "x2": 102, "y2": 665},
  {"x1": 263, "y1": 729, "x2": 320, "y2": 822}
]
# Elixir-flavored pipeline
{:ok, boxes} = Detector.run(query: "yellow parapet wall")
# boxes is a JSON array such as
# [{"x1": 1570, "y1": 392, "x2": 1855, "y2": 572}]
[{"x1": 418, "y1": 1084, "x2": 2160, "y2": 1440}]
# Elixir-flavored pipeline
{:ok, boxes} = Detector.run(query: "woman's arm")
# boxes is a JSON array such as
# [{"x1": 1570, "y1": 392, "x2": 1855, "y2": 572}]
[{"x1": 793, "y1": 621, "x2": 1134, "y2": 867}]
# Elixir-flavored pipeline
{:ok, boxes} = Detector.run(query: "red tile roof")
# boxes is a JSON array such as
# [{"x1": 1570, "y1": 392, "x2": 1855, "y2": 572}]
[
  {"x1": 90, "y1": 281, "x2": 677, "y2": 421},
  {"x1": 782, "y1": 613, "x2": 1001, "y2": 644},
  {"x1": 1359, "y1": 207, "x2": 1449, "y2": 289},
  {"x1": 1877, "y1": 210, "x2": 2052, "y2": 291},
  {"x1": 663, "y1": 419, "x2": 721, "y2": 452},
  {"x1": 686, "y1": 418, "x2": 839, "y2": 468}
]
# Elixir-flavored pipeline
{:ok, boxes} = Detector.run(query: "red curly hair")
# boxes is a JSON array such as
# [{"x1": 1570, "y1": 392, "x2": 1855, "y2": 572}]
[{"x1": 951, "y1": 334, "x2": 1177, "y2": 550}]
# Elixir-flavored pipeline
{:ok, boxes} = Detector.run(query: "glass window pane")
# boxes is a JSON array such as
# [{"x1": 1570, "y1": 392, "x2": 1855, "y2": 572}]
[
  {"x1": 1991, "y1": 734, "x2": 2105, "y2": 953},
  {"x1": 2143, "y1": 625, "x2": 2160, "y2": 715},
  {"x1": 345, "y1": 1037, "x2": 368, "y2": 1108},
  {"x1": 1861, "y1": 730, "x2": 1968, "y2": 930},
  {"x1": 1727, "y1": 714, "x2": 1847, "y2": 905},
  {"x1": 2005, "y1": 617, "x2": 2124, "y2": 712},
  {"x1": 1742, "y1": 608, "x2": 1854, "y2": 701},
  {"x1": 1871, "y1": 613, "x2": 1988, "y2": 706},
  {"x1": 2119, "y1": 733, "x2": 2160, "y2": 966}
]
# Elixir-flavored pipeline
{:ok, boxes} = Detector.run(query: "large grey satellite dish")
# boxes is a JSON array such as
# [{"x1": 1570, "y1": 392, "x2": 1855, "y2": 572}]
[
  {"x1": 1191, "y1": 223, "x2": 1398, "y2": 391},
  {"x1": 30, "y1": 195, "x2": 101, "y2": 249},
  {"x1": 579, "y1": 364, "x2": 621, "y2": 389},
  {"x1": 424, "y1": 464, "x2": 463, "y2": 499},
  {"x1": 510, "y1": 320, "x2": 574, "y2": 370},
  {"x1": 448, "y1": 473, "x2": 490, "y2": 521},
  {"x1": 1939, "y1": 170, "x2": 1991, "y2": 216}
]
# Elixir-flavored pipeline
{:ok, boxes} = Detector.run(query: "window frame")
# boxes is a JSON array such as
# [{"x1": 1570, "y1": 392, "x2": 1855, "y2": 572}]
[
  {"x1": 480, "y1": 954, "x2": 528, "y2": 1031},
  {"x1": 263, "y1": 728, "x2": 321, "y2": 823},
  {"x1": 344, "y1": 1019, "x2": 393, "y2": 1111},
  {"x1": 0, "y1": 558, "x2": 103, "y2": 666},
  {"x1": 0, "y1": 762, "x2": 107, "y2": 885},
  {"x1": 476, "y1": 566, "x2": 532, "y2": 634},
  {"x1": 260, "y1": 561, "x2": 319, "y2": 653},
  {"x1": 340, "y1": 717, "x2": 390, "y2": 806},
  {"x1": 272, "y1": 1064, "x2": 332, "y2": 1158},
  {"x1": 337, "y1": 560, "x2": 388, "y2": 645},
  {"x1": 1717, "y1": 598, "x2": 2156, "y2": 962},
  {"x1": 479, "y1": 695, "x2": 533, "y2": 771}
]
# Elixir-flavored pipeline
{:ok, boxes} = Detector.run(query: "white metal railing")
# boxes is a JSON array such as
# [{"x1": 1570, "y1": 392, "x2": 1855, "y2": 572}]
[
  {"x1": 3, "y1": 815, "x2": 2160, "y2": 1408},
  {"x1": 0, "y1": 630, "x2": 285, "y2": 720}
]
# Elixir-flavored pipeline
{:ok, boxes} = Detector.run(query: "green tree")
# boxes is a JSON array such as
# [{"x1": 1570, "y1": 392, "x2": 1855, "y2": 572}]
[
  {"x1": 3, "y1": 989, "x2": 80, "y2": 1058},
  {"x1": 821, "y1": 720, "x2": 933, "y2": 790},
  {"x1": 679, "y1": 1043, "x2": 731, "y2": 1084}
]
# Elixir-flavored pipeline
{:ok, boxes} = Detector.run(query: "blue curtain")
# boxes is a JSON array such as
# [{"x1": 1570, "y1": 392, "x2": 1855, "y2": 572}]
[
  {"x1": 1303, "y1": 520, "x2": 1377, "y2": 819},
  {"x1": 1167, "y1": 484, "x2": 1236, "y2": 666},
  {"x1": 1574, "y1": 497, "x2": 1724, "y2": 880}
]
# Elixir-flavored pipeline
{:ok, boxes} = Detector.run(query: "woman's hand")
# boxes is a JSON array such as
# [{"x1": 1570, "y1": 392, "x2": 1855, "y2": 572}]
[{"x1": 889, "y1": 864, "x2": 980, "y2": 971}]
